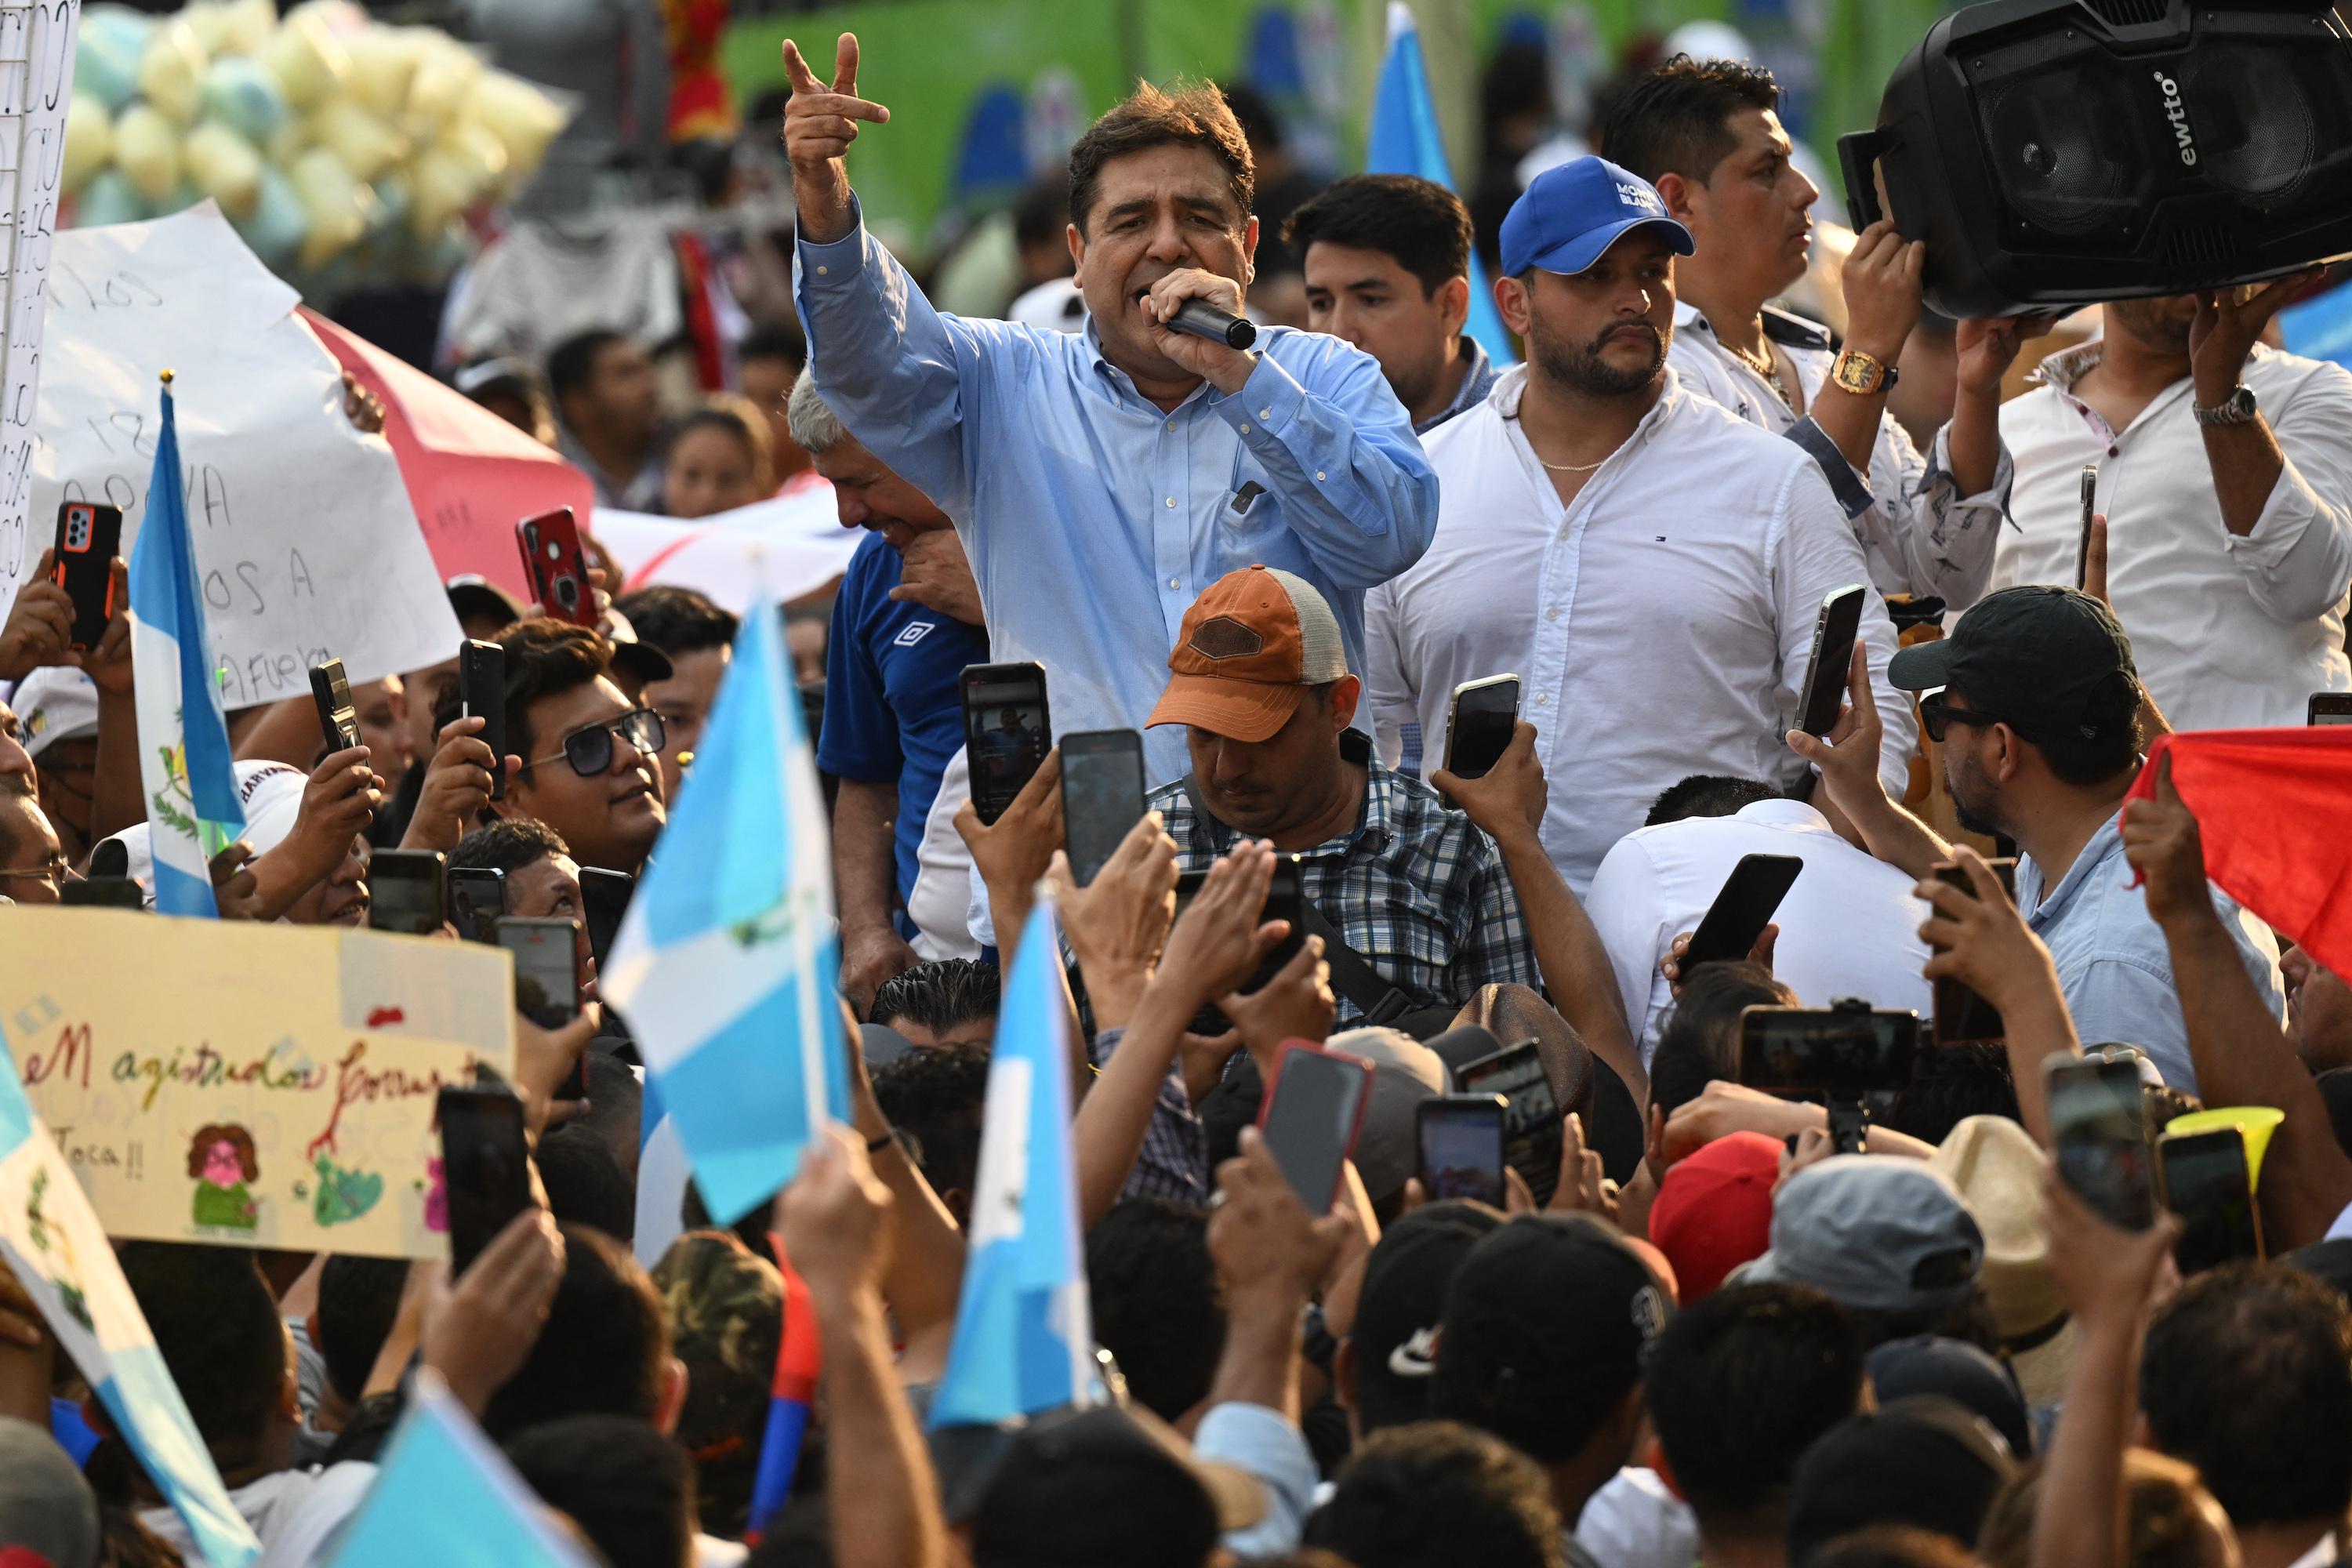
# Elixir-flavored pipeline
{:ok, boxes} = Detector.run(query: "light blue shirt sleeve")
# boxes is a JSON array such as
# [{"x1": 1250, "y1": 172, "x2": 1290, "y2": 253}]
[
  {"x1": 1209, "y1": 341, "x2": 1439, "y2": 588},
  {"x1": 1194, "y1": 1400, "x2": 1317, "y2": 1557}
]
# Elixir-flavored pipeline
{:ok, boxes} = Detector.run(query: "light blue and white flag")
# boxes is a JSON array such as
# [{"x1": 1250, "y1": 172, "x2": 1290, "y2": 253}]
[
  {"x1": 1368, "y1": 0, "x2": 1516, "y2": 368},
  {"x1": 601, "y1": 585, "x2": 849, "y2": 1224},
  {"x1": 0, "y1": 1025, "x2": 259, "y2": 1567},
  {"x1": 928, "y1": 898, "x2": 1094, "y2": 1428},
  {"x1": 127, "y1": 374, "x2": 245, "y2": 918},
  {"x1": 328, "y1": 1372, "x2": 597, "y2": 1568}
]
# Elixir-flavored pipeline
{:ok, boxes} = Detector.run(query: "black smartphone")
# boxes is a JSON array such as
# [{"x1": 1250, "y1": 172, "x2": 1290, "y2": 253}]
[
  {"x1": 962, "y1": 662, "x2": 1051, "y2": 825},
  {"x1": 2047, "y1": 1056, "x2": 2157, "y2": 1230},
  {"x1": 1796, "y1": 585, "x2": 1868, "y2": 737},
  {"x1": 1929, "y1": 858, "x2": 2020, "y2": 1044},
  {"x1": 310, "y1": 658, "x2": 362, "y2": 754},
  {"x1": 2075, "y1": 464, "x2": 2099, "y2": 591},
  {"x1": 497, "y1": 916, "x2": 581, "y2": 1029},
  {"x1": 447, "y1": 866, "x2": 506, "y2": 945},
  {"x1": 1682, "y1": 854, "x2": 1804, "y2": 971},
  {"x1": 1454, "y1": 1039, "x2": 1564, "y2": 1206},
  {"x1": 2309, "y1": 693, "x2": 2352, "y2": 726},
  {"x1": 579, "y1": 868, "x2": 633, "y2": 969},
  {"x1": 368, "y1": 849, "x2": 446, "y2": 936},
  {"x1": 1172, "y1": 855, "x2": 1305, "y2": 998},
  {"x1": 517, "y1": 507, "x2": 595, "y2": 628},
  {"x1": 459, "y1": 640, "x2": 507, "y2": 800},
  {"x1": 1257, "y1": 1041, "x2": 1374, "y2": 1214},
  {"x1": 1061, "y1": 728, "x2": 1146, "y2": 887},
  {"x1": 1442, "y1": 675, "x2": 1521, "y2": 781},
  {"x1": 437, "y1": 1083, "x2": 532, "y2": 1274},
  {"x1": 2161, "y1": 1127, "x2": 2264, "y2": 1275},
  {"x1": 1737, "y1": 1005, "x2": 1924, "y2": 1097},
  {"x1": 60, "y1": 877, "x2": 142, "y2": 909},
  {"x1": 52, "y1": 502, "x2": 123, "y2": 650},
  {"x1": 1416, "y1": 1094, "x2": 1508, "y2": 1207}
]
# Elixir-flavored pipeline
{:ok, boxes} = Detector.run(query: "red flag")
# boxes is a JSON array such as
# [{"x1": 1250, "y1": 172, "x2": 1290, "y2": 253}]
[{"x1": 2122, "y1": 728, "x2": 2352, "y2": 980}]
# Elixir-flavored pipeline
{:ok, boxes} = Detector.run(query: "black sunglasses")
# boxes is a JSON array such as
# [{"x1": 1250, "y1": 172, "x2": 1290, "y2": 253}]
[
  {"x1": 1918, "y1": 692, "x2": 2009, "y2": 745},
  {"x1": 527, "y1": 708, "x2": 666, "y2": 778}
]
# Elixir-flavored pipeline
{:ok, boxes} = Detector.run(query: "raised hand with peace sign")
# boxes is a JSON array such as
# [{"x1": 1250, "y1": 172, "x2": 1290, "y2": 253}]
[{"x1": 780, "y1": 33, "x2": 892, "y2": 245}]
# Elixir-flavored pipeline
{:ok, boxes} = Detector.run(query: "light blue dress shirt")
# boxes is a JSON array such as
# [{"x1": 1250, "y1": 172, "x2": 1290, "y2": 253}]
[
  {"x1": 2015, "y1": 812, "x2": 2285, "y2": 1094},
  {"x1": 797, "y1": 202, "x2": 1439, "y2": 783}
]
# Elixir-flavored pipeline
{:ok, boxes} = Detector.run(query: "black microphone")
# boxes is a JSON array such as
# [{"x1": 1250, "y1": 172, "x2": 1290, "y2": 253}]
[{"x1": 1167, "y1": 299, "x2": 1257, "y2": 350}]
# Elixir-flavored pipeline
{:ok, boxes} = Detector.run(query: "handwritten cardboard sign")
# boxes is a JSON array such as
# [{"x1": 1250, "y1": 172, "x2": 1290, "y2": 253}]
[
  {"x1": 0, "y1": 0, "x2": 78, "y2": 604},
  {"x1": 0, "y1": 909, "x2": 515, "y2": 1259},
  {"x1": 29, "y1": 202, "x2": 462, "y2": 694}
]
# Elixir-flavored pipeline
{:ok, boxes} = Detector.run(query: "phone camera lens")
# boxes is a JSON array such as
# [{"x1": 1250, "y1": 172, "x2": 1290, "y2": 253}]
[{"x1": 554, "y1": 577, "x2": 579, "y2": 609}]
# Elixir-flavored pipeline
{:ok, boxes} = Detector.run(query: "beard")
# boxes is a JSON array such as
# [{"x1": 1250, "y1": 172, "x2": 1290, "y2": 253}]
[
  {"x1": 1527, "y1": 311, "x2": 1668, "y2": 400},
  {"x1": 1946, "y1": 749, "x2": 2002, "y2": 838},
  {"x1": 0, "y1": 771, "x2": 31, "y2": 799},
  {"x1": 2107, "y1": 296, "x2": 2194, "y2": 356}
]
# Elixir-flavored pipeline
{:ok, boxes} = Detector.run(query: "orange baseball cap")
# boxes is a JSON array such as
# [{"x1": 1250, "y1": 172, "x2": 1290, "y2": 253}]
[{"x1": 1145, "y1": 565, "x2": 1351, "y2": 742}]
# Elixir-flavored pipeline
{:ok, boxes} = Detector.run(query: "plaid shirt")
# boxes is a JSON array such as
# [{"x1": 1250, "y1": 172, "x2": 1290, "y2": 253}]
[
  {"x1": 1091, "y1": 1026, "x2": 1211, "y2": 1207},
  {"x1": 1149, "y1": 730, "x2": 1537, "y2": 1025}
]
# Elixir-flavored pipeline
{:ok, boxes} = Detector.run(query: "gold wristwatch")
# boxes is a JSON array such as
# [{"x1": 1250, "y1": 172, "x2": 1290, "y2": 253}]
[{"x1": 1830, "y1": 347, "x2": 1899, "y2": 396}]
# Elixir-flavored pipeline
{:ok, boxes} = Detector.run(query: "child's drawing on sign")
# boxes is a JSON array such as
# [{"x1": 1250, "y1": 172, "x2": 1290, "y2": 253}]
[
  {"x1": 187, "y1": 1123, "x2": 259, "y2": 1232},
  {"x1": 310, "y1": 1153, "x2": 383, "y2": 1228}
]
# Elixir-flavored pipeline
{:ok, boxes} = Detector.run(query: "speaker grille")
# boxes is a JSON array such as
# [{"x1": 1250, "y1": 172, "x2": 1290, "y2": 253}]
[
  {"x1": 2159, "y1": 222, "x2": 2234, "y2": 267},
  {"x1": 2180, "y1": 51, "x2": 2321, "y2": 205},
  {"x1": 1976, "y1": 65, "x2": 2155, "y2": 235},
  {"x1": 2084, "y1": 0, "x2": 2169, "y2": 24}
]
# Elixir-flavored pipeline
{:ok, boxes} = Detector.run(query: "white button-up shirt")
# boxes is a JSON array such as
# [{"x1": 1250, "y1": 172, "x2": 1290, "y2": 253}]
[
  {"x1": 1670, "y1": 302, "x2": 2015, "y2": 609},
  {"x1": 1364, "y1": 365, "x2": 1915, "y2": 895},
  {"x1": 1584, "y1": 798, "x2": 1934, "y2": 1063},
  {"x1": 1991, "y1": 341, "x2": 2352, "y2": 732}
]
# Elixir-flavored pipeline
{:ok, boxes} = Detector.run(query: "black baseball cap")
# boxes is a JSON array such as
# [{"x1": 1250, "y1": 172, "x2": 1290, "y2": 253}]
[
  {"x1": 1350, "y1": 1200, "x2": 1504, "y2": 1435},
  {"x1": 1886, "y1": 586, "x2": 2136, "y2": 744},
  {"x1": 1785, "y1": 1396, "x2": 2020, "y2": 1559}
]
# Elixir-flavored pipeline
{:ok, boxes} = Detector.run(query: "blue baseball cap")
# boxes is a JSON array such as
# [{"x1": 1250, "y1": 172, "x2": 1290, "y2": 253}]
[{"x1": 1500, "y1": 156, "x2": 1696, "y2": 278}]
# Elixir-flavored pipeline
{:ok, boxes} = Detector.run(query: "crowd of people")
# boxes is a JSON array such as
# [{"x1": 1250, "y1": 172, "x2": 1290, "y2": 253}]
[{"x1": 4, "y1": 24, "x2": 2352, "y2": 1568}]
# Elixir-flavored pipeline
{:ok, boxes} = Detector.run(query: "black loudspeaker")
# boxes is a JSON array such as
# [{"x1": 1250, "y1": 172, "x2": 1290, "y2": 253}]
[{"x1": 1840, "y1": 0, "x2": 2352, "y2": 317}]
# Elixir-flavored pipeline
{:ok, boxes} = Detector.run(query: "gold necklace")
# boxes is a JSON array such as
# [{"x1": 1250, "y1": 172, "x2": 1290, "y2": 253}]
[
  {"x1": 1727, "y1": 337, "x2": 1794, "y2": 408},
  {"x1": 1536, "y1": 452, "x2": 1609, "y2": 473}
]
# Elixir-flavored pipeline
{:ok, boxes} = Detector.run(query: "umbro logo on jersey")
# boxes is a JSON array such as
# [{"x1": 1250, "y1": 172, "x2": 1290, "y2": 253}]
[{"x1": 894, "y1": 622, "x2": 936, "y2": 648}]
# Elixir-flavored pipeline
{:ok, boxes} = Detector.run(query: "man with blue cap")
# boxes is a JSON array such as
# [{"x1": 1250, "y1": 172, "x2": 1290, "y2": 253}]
[{"x1": 1365, "y1": 156, "x2": 1913, "y2": 894}]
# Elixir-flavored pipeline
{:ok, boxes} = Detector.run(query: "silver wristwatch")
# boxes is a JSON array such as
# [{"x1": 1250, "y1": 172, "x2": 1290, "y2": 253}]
[{"x1": 2193, "y1": 383, "x2": 2259, "y2": 426}]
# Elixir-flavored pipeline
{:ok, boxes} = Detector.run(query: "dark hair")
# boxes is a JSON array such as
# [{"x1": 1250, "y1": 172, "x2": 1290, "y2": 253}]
[
  {"x1": 1014, "y1": 172, "x2": 1073, "y2": 251},
  {"x1": 1067, "y1": 79, "x2": 1253, "y2": 238},
  {"x1": 1646, "y1": 1284, "x2": 1864, "y2": 1528},
  {"x1": 1086, "y1": 1200, "x2": 1225, "y2": 1425},
  {"x1": 187, "y1": 1123, "x2": 260, "y2": 1182},
  {"x1": 315, "y1": 1255, "x2": 410, "y2": 1405},
  {"x1": 1646, "y1": 774, "x2": 1781, "y2": 826},
  {"x1": 1281, "y1": 175, "x2": 1473, "y2": 297},
  {"x1": 483, "y1": 1223, "x2": 670, "y2": 1439},
  {"x1": 547, "y1": 329, "x2": 630, "y2": 408},
  {"x1": 503, "y1": 1416, "x2": 697, "y2": 1568},
  {"x1": 495, "y1": 619, "x2": 615, "y2": 785},
  {"x1": 450, "y1": 817, "x2": 572, "y2": 877},
  {"x1": 1882, "y1": 1044, "x2": 2020, "y2": 1148},
  {"x1": 537, "y1": 1124, "x2": 637, "y2": 1242},
  {"x1": 115, "y1": 1245, "x2": 285, "y2": 1454},
  {"x1": 1650, "y1": 962, "x2": 1795, "y2": 1135},
  {"x1": 671, "y1": 404, "x2": 768, "y2": 480},
  {"x1": 869, "y1": 958, "x2": 1001, "y2": 1034},
  {"x1": 1305, "y1": 1421, "x2": 1566, "y2": 1568},
  {"x1": 1798, "y1": 1526, "x2": 1977, "y2": 1568},
  {"x1": 618, "y1": 584, "x2": 741, "y2": 658},
  {"x1": 737, "y1": 321, "x2": 807, "y2": 374},
  {"x1": 1597, "y1": 55, "x2": 1782, "y2": 189},
  {"x1": 2140, "y1": 1263, "x2": 2352, "y2": 1528},
  {"x1": 872, "y1": 1044, "x2": 993, "y2": 1203}
]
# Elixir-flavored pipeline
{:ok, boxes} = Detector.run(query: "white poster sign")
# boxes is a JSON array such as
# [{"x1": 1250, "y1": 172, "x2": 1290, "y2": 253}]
[
  {"x1": 31, "y1": 203, "x2": 460, "y2": 696},
  {"x1": 0, "y1": 0, "x2": 78, "y2": 599}
]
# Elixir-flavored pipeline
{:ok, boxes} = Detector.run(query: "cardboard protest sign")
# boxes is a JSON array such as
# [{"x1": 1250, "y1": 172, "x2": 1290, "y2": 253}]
[
  {"x1": 0, "y1": 0, "x2": 81, "y2": 604},
  {"x1": 0, "y1": 909, "x2": 514, "y2": 1258},
  {"x1": 31, "y1": 202, "x2": 461, "y2": 693}
]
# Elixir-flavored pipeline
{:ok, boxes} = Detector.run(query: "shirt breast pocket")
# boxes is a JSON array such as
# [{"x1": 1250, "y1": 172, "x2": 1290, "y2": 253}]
[{"x1": 1220, "y1": 449, "x2": 1310, "y2": 570}]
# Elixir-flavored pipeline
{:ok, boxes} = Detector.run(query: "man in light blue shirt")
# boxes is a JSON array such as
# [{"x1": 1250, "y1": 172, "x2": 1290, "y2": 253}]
[
  {"x1": 781, "y1": 35, "x2": 1439, "y2": 782},
  {"x1": 1799, "y1": 583, "x2": 2282, "y2": 1093}
]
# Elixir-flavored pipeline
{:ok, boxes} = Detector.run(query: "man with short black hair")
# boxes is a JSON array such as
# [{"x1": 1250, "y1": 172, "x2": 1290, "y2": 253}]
[
  {"x1": 871, "y1": 1043, "x2": 990, "y2": 1225},
  {"x1": 1644, "y1": 1283, "x2": 1867, "y2": 1568},
  {"x1": 1086, "y1": 1199, "x2": 1225, "y2": 1428},
  {"x1": 450, "y1": 818, "x2": 597, "y2": 1000},
  {"x1": 1642, "y1": 963, "x2": 1795, "y2": 1185},
  {"x1": 503, "y1": 1416, "x2": 697, "y2": 1568},
  {"x1": 1644, "y1": 775, "x2": 1780, "y2": 828},
  {"x1": 1306, "y1": 1421, "x2": 1566, "y2": 1568},
  {"x1": 548, "y1": 328, "x2": 666, "y2": 513},
  {"x1": 614, "y1": 585, "x2": 739, "y2": 804},
  {"x1": 868, "y1": 957, "x2": 1000, "y2": 1050},
  {"x1": 1285, "y1": 174, "x2": 1499, "y2": 434},
  {"x1": 1600, "y1": 55, "x2": 2022, "y2": 608},
  {"x1": 1801, "y1": 583, "x2": 2283, "y2": 1091},
  {"x1": 483, "y1": 1223, "x2": 687, "y2": 1441},
  {"x1": 2141, "y1": 1264, "x2": 2352, "y2": 1568}
]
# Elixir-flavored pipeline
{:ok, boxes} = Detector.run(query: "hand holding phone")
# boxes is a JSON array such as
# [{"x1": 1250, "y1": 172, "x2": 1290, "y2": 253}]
[
  {"x1": 1683, "y1": 855, "x2": 1804, "y2": 971},
  {"x1": 498, "y1": 916, "x2": 583, "y2": 1028},
  {"x1": 1061, "y1": 728, "x2": 1146, "y2": 886},
  {"x1": 2047, "y1": 1055, "x2": 2155, "y2": 1230},
  {"x1": 447, "y1": 866, "x2": 506, "y2": 943},
  {"x1": 2075, "y1": 465, "x2": 2100, "y2": 593},
  {"x1": 1738, "y1": 1004, "x2": 1923, "y2": 1098},
  {"x1": 1454, "y1": 1040, "x2": 1564, "y2": 1206},
  {"x1": 368, "y1": 850, "x2": 446, "y2": 936},
  {"x1": 437, "y1": 1084, "x2": 533, "y2": 1273},
  {"x1": 310, "y1": 658, "x2": 361, "y2": 754},
  {"x1": 52, "y1": 503, "x2": 123, "y2": 651},
  {"x1": 1927, "y1": 857, "x2": 2019, "y2": 1044},
  {"x1": 1258, "y1": 1041, "x2": 1373, "y2": 1214},
  {"x1": 1796, "y1": 586, "x2": 1867, "y2": 737},
  {"x1": 579, "y1": 868, "x2": 634, "y2": 969},
  {"x1": 517, "y1": 508, "x2": 595, "y2": 628},
  {"x1": 459, "y1": 641, "x2": 509, "y2": 800},
  {"x1": 1442, "y1": 675, "x2": 1522, "y2": 782},
  {"x1": 962, "y1": 662, "x2": 1053, "y2": 825},
  {"x1": 2160, "y1": 1126, "x2": 2263, "y2": 1274},
  {"x1": 1417, "y1": 1095, "x2": 1508, "y2": 1207}
]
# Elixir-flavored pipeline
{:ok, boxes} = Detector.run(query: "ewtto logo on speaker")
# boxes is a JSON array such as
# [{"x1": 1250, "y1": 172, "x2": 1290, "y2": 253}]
[{"x1": 2151, "y1": 71, "x2": 2197, "y2": 166}]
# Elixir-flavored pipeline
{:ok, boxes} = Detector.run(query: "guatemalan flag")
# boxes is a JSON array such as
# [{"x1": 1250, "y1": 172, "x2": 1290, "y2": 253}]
[
  {"x1": 328, "y1": 1372, "x2": 597, "y2": 1568},
  {"x1": 1369, "y1": 0, "x2": 1517, "y2": 368},
  {"x1": 927, "y1": 898, "x2": 1096, "y2": 1428},
  {"x1": 127, "y1": 373, "x2": 245, "y2": 916},
  {"x1": 0, "y1": 1022, "x2": 260, "y2": 1566},
  {"x1": 601, "y1": 577, "x2": 850, "y2": 1224}
]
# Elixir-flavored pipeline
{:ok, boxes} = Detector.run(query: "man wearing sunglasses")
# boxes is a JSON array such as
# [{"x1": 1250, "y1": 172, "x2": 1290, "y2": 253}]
[
  {"x1": 483, "y1": 620, "x2": 670, "y2": 877},
  {"x1": 1792, "y1": 584, "x2": 2283, "y2": 1094}
]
